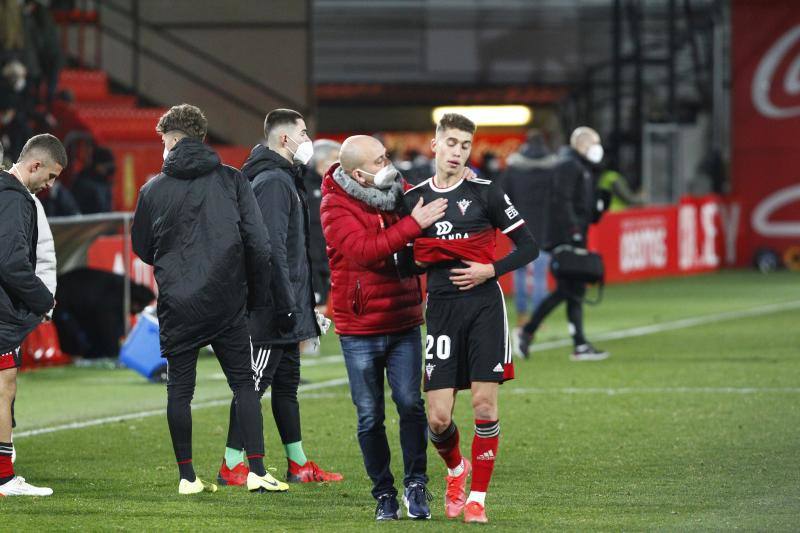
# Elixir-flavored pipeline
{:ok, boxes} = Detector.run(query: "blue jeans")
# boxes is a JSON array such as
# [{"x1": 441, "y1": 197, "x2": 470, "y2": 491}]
[
  {"x1": 514, "y1": 251, "x2": 551, "y2": 315},
  {"x1": 340, "y1": 327, "x2": 428, "y2": 499}
]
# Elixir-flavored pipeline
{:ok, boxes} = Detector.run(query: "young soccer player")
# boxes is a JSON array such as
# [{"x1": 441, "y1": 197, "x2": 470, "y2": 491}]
[{"x1": 403, "y1": 113, "x2": 538, "y2": 523}]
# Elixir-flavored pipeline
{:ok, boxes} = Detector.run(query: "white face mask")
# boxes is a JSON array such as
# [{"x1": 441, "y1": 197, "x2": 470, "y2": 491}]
[
  {"x1": 360, "y1": 164, "x2": 399, "y2": 189},
  {"x1": 288, "y1": 136, "x2": 314, "y2": 165},
  {"x1": 586, "y1": 144, "x2": 604, "y2": 164}
]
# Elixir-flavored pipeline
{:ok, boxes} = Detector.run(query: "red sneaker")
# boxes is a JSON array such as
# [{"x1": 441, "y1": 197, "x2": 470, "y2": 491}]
[
  {"x1": 216, "y1": 460, "x2": 249, "y2": 486},
  {"x1": 286, "y1": 459, "x2": 343, "y2": 483},
  {"x1": 463, "y1": 501, "x2": 488, "y2": 523},
  {"x1": 444, "y1": 459, "x2": 471, "y2": 518}
]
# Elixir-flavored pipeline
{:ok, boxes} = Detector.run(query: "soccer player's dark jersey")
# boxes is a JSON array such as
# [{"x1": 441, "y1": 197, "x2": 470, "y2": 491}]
[{"x1": 402, "y1": 176, "x2": 525, "y2": 298}]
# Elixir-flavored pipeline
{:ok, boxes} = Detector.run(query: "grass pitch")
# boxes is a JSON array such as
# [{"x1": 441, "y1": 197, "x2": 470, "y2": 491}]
[{"x1": 4, "y1": 271, "x2": 800, "y2": 531}]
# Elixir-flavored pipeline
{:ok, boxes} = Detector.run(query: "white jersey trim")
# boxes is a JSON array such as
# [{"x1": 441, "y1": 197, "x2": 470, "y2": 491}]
[
  {"x1": 501, "y1": 219, "x2": 525, "y2": 234},
  {"x1": 430, "y1": 177, "x2": 464, "y2": 193},
  {"x1": 404, "y1": 178, "x2": 432, "y2": 194}
]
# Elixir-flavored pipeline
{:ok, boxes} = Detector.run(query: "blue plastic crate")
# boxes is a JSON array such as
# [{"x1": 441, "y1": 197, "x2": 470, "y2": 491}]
[{"x1": 120, "y1": 312, "x2": 165, "y2": 381}]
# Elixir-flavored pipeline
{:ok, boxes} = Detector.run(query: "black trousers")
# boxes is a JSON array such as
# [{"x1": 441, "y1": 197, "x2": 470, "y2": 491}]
[
  {"x1": 166, "y1": 319, "x2": 264, "y2": 462},
  {"x1": 522, "y1": 276, "x2": 587, "y2": 347},
  {"x1": 226, "y1": 343, "x2": 302, "y2": 451}
]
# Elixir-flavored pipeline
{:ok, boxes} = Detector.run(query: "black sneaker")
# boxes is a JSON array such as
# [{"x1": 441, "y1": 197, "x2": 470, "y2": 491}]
[
  {"x1": 571, "y1": 343, "x2": 609, "y2": 361},
  {"x1": 403, "y1": 482, "x2": 432, "y2": 519},
  {"x1": 517, "y1": 329, "x2": 533, "y2": 360},
  {"x1": 375, "y1": 493, "x2": 400, "y2": 521}
]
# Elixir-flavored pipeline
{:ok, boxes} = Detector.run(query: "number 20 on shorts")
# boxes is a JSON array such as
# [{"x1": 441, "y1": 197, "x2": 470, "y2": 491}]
[{"x1": 425, "y1": 335, "x2": 451, "y2": 360}]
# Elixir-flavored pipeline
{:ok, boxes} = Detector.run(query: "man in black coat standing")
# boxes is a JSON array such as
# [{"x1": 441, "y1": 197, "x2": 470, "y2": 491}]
[
  {"x1": 518, "y1": 127, "x2": 609, "y2": 362},
  {"x1": 219, "y1": 109, "x2": 342, "y2": 486},
  {"x1": 0, "y1": 134, "x2": 64, "y2": 496},
  {"x1": 303, "y1": 139, "x2": 340, "y2": 313},
  {"x1": 131, "y1": 104, "x2": 280, "y2": 495},
  {"x1": 501, "y1": 130, "x2": 558, "y2": 346}
]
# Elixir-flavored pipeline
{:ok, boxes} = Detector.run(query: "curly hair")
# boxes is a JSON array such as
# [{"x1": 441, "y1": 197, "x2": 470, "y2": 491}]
[{"x1": 156, "y1": 104, "x2": 208, "y2": 141}]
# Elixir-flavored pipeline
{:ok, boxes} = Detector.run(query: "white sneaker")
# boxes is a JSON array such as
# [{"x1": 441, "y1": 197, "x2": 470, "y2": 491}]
[
  {"x1": 178, "y1": 477, "x2": 217, "y2": 495},
  {"x1": 246, "y1": 471, "x2": 289, "y2": 492},
  {"x1": 0, "y1": 476, "x2": 53, "y2": 496},
  {"x1": 571, "y1": 344, "x2": 609, "y2": 361}
]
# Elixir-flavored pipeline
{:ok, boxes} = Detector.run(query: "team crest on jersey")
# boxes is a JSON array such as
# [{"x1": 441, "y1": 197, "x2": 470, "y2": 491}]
[
  {"x1": 457, "y1": 198, "x2": 472, "y2": 215},
  {"x1": 425, "y1": 363, "x2": 435, "y2": 380}
]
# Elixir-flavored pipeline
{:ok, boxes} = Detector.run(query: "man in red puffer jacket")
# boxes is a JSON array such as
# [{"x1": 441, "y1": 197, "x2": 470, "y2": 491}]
[{"x1": 320, "y1": 135, "x2": 447, "y2": 521}]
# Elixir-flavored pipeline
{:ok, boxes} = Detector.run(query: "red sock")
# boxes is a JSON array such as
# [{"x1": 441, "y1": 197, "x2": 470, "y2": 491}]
[
  {"x1": 470, "y1": 419, "x2": 499, "y2": 492},
  {"x1": 430, "y1": 422, "x2": 462, "y2": 470},
  {"x1": 0, "y1": 445, "x2": 14, "y2": 481}
]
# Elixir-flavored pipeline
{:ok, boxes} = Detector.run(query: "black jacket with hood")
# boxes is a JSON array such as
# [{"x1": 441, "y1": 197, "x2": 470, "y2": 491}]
[
  {"x1": 0, "y1": 170, "x2": 54, "y2": 353},
  {"x1": 501, "y1": 141, "x2": 559, "y2": 245},
  {"x1": 131, "y1": 138, "x2": 271, "y2": 356},
  {"x1": 543, "y1": 147, "x2": 597, "y2": 250},
  {"x1": 242, "y1": 144, "x2": 318, "y2": 345}
]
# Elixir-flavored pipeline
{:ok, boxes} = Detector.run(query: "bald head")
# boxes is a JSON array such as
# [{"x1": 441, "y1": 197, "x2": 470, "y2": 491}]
[
  {"x1": 339, "y1": 135, "x2": 386, "y2": 174},
  {"x1": 339, "y1": 135, "x2": 393, "y2": 188},
  {"x1": 570, "y1": 126, "x2": 601, "y2": 155}
]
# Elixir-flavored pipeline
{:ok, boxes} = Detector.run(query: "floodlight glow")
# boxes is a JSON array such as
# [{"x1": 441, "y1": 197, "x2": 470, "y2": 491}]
[{"x1": 431, "y1": 105, "x2": 532, "y2": 127}]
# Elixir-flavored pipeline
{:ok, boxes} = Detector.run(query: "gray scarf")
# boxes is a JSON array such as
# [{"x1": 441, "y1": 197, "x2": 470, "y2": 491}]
[{"x1": 333, "y1": 166, "x2": 404, "y2": 211}]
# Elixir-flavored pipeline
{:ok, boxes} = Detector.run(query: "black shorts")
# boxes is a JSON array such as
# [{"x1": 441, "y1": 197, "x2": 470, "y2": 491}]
[
  {"x1": 251, "y1": 343, "x2": 300, "y2": 395},
  {"x1": 0, "y1": 347, "x2": 21, "y2": 371},
  {"x1": 423, "y1": 283, "x2": 514, "y2": 391}
]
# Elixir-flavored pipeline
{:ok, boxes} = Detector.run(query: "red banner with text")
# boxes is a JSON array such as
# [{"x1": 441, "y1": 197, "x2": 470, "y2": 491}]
[{"x1": 730, "y1": 1, "x2": 800, "y2": 267}]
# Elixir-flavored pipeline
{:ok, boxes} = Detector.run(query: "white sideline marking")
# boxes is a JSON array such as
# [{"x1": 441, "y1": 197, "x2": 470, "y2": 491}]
[
  {"x1": 507, "y1": 387, "x2": 800, "y2": 395},
  {"x1": 14, "y1": 377, "x2": 350, "y2": 439},
  {"x1": 14, "y1": 299, "x2": 800, "y2": 439},
  {"x1": 529, "y1": 299, "x2": 800, "y2": 353}
]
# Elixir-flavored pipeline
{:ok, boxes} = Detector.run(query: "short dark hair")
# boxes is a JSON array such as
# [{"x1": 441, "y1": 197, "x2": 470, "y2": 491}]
[
  {"x1": 436, "y1": 113, "x2": 476, "y2": 136},
  {"x1": 264, "y1": 108, "x2": 304, "y2": 138},
  {"x1": 156, "y1": 104, "x2": 208, "y2": 141},
  {"x1": 18, "y1": 134, "x2": 68, "y2": 168}
]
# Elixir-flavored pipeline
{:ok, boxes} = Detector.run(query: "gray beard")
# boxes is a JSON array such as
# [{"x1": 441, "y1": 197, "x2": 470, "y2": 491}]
[{"x1": 333, "y1": 166, "x2": 404, "y2": 211}]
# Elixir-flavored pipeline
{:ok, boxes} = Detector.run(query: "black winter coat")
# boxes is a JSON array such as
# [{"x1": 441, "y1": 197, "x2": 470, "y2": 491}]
[
  {"x1": 501, "y1": 148, "x2": 559, "y2": 244},
  {"x1": 242, "y1": 145, "x2": 318, "y2": 345},
  {"x1": 0, "y1": 171, "x2": 54, "y2": 353},
  {"x1": 543, "y1": 147, "x2": 596, "y2": 250},
  {"x1": 302, "y1": 166, "x2": 331, "y2": 304},
  {"x1": 131, "y1": 138, "x2": 271, "y2": 357}
]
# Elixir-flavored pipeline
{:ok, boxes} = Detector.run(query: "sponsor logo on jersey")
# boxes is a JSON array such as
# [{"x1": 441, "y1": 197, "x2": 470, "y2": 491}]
[
  {"x1": 435, "y1": 221, "x2": 453, "y2": 235},
  {"x1": 457, "y1": 198, "x2": 472, "y2": 215},
  {"x1": 425, "y1": 363, "x2": 435, "y2": 380},
  {"x1": 504, "y1": 205, "x2": 519, "y2": 219}
]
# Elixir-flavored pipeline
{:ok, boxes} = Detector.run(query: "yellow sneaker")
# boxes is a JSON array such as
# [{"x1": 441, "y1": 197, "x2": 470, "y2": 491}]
[
  {"x1": 247, "y1": 471, "x2": 289, "y2": 493},
  {"x1": 178, "y1": 477, "x2": 218, "y2": 495}
]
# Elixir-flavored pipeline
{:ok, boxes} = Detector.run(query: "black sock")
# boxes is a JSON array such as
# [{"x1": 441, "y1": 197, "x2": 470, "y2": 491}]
[
  {"x1": 177, "y1": 460, "x2": 196, "y2": 482},
  {"x1": 248, "y1": 455, "x2": 266, "y2": 477}
]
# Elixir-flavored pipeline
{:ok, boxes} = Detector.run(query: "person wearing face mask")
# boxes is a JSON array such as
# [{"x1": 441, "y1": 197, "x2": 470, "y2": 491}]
[
  {"x1": 517, "y1": 126, "x2": 609, "y2": 362},
  {"x1": 320, "y1": 134, "x2": 449, "y2": 520},
  {"x1": 0, "y1": 133, "x2": 65, "y2": 496},
  {"x1": 218, "y1": 108, "x2": 343, "y2": 489},
  {"x1": 71, "y1": 146, "x2": 115, "y2": 214}
]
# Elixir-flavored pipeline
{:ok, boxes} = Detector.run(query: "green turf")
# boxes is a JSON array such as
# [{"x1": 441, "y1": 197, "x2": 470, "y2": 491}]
[{"x1": 4, "y1": 270, "x2": 800, "y2": 531}]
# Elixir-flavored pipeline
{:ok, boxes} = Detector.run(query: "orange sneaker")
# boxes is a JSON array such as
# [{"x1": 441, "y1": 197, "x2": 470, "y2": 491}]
[
  {"x1": 286, "y1": 459, "x2": 344, "y2": 483},
  {"x1": 463, "y1": 501, "x2": 488, "y2": 524},
  {"x1": 444, "y1": 459, "x2": 471, "y2": 518}
]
